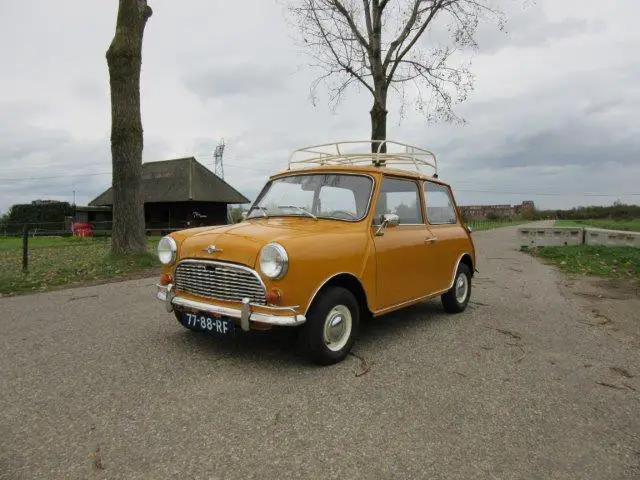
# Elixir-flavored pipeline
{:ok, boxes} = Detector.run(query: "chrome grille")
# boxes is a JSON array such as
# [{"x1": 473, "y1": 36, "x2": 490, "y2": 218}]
[{"x1": 174, "y1": 260, "x2": 266, "y2": 305}]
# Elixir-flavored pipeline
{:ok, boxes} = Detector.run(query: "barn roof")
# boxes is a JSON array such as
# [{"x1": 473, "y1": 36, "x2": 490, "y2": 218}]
[{"x1": 89, "y1": 157, "x2": 250, "y2": 206}]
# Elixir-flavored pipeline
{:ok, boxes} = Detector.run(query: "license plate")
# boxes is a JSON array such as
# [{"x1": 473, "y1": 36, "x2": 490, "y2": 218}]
[{"x1": 180, "y1": 311, "x2": 235, "y2": 336}]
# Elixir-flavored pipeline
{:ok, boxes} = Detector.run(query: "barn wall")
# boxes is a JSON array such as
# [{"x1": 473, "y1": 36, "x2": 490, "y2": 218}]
[{"x1": 145, "y1": 202, "x2": 228, "y2": 229}]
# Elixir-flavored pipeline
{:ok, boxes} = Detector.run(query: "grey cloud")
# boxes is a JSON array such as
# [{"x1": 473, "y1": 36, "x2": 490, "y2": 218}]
[
  {"x1": 72, "y1": 79, "x2": 107, "y2": 102},
  {"x1": 478, "y1": 16, "x2": 599, "y2": 53},
  {"x1": 459, "y1": 0, "x2": 604, "y2": 56},
  {"x1": 470, "y1": 123, "x2": 638, "y2": 169},
  {"x1": 184, "y1": 65, "x2": 290, "y2": 101},
  {"x1": 0, "y1": 106, "x2": 171, "y2": 212},
  {"x1": 1, "y1": 0, "x2": 638, "y2": 214},
  {"x1": 583, "y1": 99, "x2": 626, "y2": 117}
]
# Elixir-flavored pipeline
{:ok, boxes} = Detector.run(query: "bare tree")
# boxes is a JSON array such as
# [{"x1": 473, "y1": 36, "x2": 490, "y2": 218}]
[
  {"x1": 106, "y1": 0, "x2": 152, "y2": 255},
  {"x1": 287, "y1": 0, "x2": 505, "y2": 151}
]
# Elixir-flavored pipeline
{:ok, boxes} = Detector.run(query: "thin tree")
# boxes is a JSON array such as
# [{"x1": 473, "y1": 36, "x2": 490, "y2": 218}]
[
  {"x1": 106, "y1": 0, "x2": 152, "y2": 254},
  {"x1": 287, "y1": 0, "x2": 505, "y2": 151}
]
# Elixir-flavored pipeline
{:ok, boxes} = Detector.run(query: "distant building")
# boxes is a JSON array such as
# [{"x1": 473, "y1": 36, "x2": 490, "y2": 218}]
[
  {"x1": 84, "y1": 157, "x2": 250, "y2": 233},
  {"x1": 458, "y1": 201, "x2": 535, "y2": 221}
]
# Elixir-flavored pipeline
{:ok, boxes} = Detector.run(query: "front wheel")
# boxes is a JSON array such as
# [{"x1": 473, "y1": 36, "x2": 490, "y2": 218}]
[
  {"x1": 441, "y1": 263, "x2": 472, "y2": 313},
  {"x1": 298, "y1": 286, "x2": 360, "y2": 365}
]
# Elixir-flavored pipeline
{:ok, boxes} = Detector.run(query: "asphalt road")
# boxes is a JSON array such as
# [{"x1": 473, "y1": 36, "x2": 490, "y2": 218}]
[{"x1": 1, "y1": 223, "x2": 639, "y2": 479}]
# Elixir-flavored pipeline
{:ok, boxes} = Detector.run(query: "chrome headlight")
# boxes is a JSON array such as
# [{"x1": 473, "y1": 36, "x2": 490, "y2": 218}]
[
  {"x1": 157, "y1": 236, "x2": 177, "y2": 265},
  {"x1": 259, "y1": 243, "x2": 288, "y2": 279}
]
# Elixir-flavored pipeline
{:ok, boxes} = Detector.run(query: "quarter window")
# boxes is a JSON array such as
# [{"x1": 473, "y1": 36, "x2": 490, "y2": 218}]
[
  {"x1": 424, "y1": 181, "x2": 457, "y2": 225},
  {"x1": 374, "y1": 177, "x2": 423, "y2": 225}
]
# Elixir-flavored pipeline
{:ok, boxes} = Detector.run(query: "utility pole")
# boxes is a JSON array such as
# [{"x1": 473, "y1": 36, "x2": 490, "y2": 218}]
[
  {"x1": 214, "y1": 139, "x2": 225, "y2": 179},
  {"x1": 213, "y1": 139, "x2": 233, "y2": 224}
]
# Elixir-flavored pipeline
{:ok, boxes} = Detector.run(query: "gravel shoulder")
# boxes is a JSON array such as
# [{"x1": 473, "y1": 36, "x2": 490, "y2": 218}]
[{"x1": 1, "y1": 222, "x2": 638, "y2": 479}]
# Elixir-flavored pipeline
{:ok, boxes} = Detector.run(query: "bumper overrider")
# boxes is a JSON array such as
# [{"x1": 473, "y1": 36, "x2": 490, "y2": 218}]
[{"x1": 156, "y1": 284, "x2": 306, "y2": 331}]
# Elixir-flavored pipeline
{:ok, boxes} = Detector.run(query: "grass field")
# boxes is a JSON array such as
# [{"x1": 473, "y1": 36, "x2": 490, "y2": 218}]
[
  {"x1": 555, "y1": 219, "x2": 640, "y2": 232},
  {"x1": 523, "y1": 244, "x2": 640, "y2": 280},
  {"x1": 0, "y1": 236, "x2": 161, "y2": 296},
  {"x1": 0, "y1": 217, "x2": 529, "y2": 295},
  {"x1": 467, "y1": 218, "x2": 531, "y2": 231}
]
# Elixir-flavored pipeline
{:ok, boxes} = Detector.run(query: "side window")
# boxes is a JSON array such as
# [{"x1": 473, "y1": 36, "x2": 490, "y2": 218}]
[
  {"x1": 424, "y1": 181, "x2": 457, "y2": 225},
  {"x1": 374, "y1": 177, "x2": 423, "y2": 225}
]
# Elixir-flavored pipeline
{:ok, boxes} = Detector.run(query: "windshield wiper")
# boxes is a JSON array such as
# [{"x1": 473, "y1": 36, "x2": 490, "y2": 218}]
[{"x1": 278, "y1": 205, "x2": 318, "y2": 220}]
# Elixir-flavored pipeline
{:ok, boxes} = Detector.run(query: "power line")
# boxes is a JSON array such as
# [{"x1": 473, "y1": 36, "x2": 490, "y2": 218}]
[
  {"x1": 0, "y1": 172, "x2": 112, "y2": 182},
  {"x1": 0, "y1": 163, "x2": 274, "y2": 183},
  {"x1": 0, "y1": 166, "x2": 638, "y2": 198}
]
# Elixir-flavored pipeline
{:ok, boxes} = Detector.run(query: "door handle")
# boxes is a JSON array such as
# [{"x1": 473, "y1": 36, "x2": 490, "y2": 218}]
[{"x1": 425, "y1": 236, "x2": 438, "y2": 244}]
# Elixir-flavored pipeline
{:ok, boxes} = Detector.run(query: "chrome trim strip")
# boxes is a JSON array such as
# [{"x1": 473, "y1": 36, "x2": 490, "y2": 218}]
[
  {"x1": 373, "y1": 289, "x2": 450, "y2": 316},
  {"x1": 372, "y1": 252, "x2": 472, "y2": 316},
  {"x1": 157, "y1": 284, "x2": 306, "y2": 329}
]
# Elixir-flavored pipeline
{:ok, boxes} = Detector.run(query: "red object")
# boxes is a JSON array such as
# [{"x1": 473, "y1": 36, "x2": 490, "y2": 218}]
[
  {"x1": 160, "y1": 273, "x2": 172, "y2": 285},
  {"x1": 72, "y1": 222, "x2": 93, "y2": 237}
]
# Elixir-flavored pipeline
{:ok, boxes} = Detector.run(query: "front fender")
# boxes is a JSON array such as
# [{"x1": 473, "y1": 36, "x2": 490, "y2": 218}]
[{"x1": 264, "y1": 230, "x2": 374, "y2": 313}]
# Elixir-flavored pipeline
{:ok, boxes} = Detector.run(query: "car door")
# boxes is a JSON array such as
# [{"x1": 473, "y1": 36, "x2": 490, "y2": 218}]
[
  {"x1": 372, "y1": 176, "x2": 441, "y2": 311},
  {"x1": 423, "y1": 180, "x2": 466, "y2": 292}
]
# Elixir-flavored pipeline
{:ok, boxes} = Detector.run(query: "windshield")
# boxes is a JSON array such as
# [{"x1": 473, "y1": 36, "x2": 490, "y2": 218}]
[{"x1": 247, "y1": 173, "x2": 373, "y2": 221}]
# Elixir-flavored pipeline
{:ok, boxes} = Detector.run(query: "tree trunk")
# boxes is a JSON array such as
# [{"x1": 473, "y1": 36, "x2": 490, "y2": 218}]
[
  {"x1": 370, "y1": 96, "x2": 388, "y2": 155},
  {"x1": 106, "y1": 0, "x2": 152, "y2": 255}
]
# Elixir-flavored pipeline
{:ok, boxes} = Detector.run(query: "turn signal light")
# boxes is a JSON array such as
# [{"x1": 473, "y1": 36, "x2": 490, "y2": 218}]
[
  {"x1": 160, "y1": 273, "x2": 172, "y2": 285},
  {"x1": 265, "y1": 288, "x2": 282, "y2": 305}
]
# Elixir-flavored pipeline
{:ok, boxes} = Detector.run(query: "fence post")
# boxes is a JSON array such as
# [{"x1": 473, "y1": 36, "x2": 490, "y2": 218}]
[{"x1": 22, "y1": 224, "x2": 29, "y2": 273}]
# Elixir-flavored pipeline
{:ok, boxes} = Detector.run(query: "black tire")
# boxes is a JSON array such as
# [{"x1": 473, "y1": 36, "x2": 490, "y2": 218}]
[
  {"x1": 441, "y1": 263, "x2": 472, "y2": 313},
  {"x1": 298, "y1": 286, "x2": 360, "y2": 365}
]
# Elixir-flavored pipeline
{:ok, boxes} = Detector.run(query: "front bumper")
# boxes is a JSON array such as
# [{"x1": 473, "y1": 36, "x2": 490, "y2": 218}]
[{"x1": 156, "y1": 284, "x2": 306, "y2": 331}]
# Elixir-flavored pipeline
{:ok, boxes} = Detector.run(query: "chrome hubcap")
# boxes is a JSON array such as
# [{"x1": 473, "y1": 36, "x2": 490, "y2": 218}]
[
  {"x1": 323, "y1": 305, "x2": 352, "y2": 352},
  {"x1": 455, "y1": 274, "x2": 469, "y2": 303}
]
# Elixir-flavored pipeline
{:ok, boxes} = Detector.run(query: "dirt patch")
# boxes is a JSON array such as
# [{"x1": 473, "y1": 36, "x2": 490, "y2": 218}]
[
  {"x1": 560, "y1": 275, "x2": 640, "y2": 346},
  {"x1": 565, "y1": 276, "x2": 639, "y2": 300}
]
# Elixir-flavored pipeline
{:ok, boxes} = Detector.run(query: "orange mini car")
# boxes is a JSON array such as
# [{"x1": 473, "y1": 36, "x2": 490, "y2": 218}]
[{"x1": 156, "y1": 140, "x2": 476, "y2": 365}]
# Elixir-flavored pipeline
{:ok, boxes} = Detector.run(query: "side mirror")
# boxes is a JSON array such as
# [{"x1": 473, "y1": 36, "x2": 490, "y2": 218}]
[{"x1": 375, "y1": 213, "x2": 400, "y2": 236}]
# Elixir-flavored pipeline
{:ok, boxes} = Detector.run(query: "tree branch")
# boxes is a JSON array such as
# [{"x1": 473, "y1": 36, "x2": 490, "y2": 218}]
[
  {"x1": 386, "y1": 1, "x2": 460, "y2": 85},
  {"x1": 310, "y1": 4, "x2": 375, "y2": 96},
  {"x1": 362, "y1": 0, "x2": 373, "y2": 34},
  {"x1": 329, "y1": 0, "x2": 371, "y2": 53}
]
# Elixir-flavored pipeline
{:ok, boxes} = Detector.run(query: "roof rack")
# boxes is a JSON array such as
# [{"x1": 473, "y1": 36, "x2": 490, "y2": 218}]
[{"x1": 287, "y1": 140, "x2": 438, "y2": 177}]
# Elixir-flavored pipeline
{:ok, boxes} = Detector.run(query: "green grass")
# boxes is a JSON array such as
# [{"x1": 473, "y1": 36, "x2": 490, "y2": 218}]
[
  {"x1": 0, "y1": 236, "x2": 161, "y2": 295},
  {"x1": 522, "y1": 244, "x2": 640, "y2": 279},
  {"x1": 555, "y1": 219, "x2": 640, "y2": 232},
  {"x1": 467, "y1": 218, "x2": 531, "y2": 231}
]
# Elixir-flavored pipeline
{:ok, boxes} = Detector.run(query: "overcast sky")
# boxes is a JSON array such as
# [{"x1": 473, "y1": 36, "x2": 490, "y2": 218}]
[{"x1": 0, "y1": 0, "x2": 638, "y2": 216}]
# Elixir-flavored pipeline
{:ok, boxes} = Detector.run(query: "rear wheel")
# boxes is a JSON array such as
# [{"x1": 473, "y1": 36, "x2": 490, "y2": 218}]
[
  {"x1": 298, "y1": 287, "x2": 360, "y2": 365},
  {"x1": 441, "y1": 263, "x2": 472, "y2": 313}
]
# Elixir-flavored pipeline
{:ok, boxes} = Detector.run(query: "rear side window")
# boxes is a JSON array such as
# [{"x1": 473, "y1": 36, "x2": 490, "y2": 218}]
[
  {"x1": 424, "y1": 181, "x2": 457, "y2": 225},
  {"x1": 374, "y1": 177, "x2": 423, "y2": 225}
]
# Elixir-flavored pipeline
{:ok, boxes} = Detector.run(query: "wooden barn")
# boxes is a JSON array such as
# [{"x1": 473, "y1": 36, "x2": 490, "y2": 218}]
[{"x1": 87, "y1": 157, "x2": 250, "y2": 232}]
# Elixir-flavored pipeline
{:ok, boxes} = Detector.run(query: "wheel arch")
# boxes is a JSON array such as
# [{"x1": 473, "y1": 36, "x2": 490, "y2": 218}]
[
  {"x1": 460, "y1": 253, "x2": 474, "y2": 277},
  {"x1": 305, "y1": 273, "x2": 372, "y2": 319}
]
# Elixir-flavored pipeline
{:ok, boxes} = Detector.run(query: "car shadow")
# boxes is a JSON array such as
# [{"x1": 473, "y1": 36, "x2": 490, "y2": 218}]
[
  {"x1": 356, "y1": 299, "x2": 446, "y2": 345},
  {"x1": 164, "y1": 299, "x2": 448, "y2": 369},
  {"x1": 167, "y1": 325, "x2": 305, "y2": 367}
]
